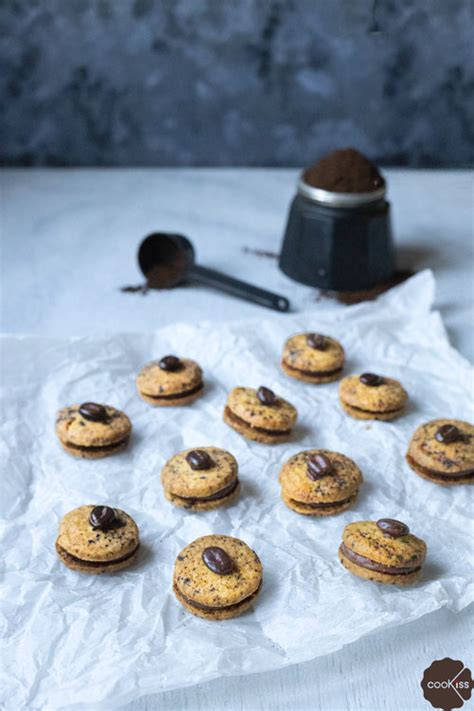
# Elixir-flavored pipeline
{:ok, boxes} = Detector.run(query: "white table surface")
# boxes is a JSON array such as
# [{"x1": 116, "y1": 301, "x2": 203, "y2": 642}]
[{"x1": 1, "y1": 168, "x2": 473, "y2": 711}]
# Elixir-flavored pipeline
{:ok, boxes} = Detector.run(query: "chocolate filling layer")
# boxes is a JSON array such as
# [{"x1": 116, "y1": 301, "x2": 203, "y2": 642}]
[
  {"x1": 343, "y1": 402, "x2": 403, "y2": 415},
  {"x1": 141, "y1": 383, "x2": 203, "y2": 401},
  {"x1": 173, "y1": 479, "x2": 239, "y2": 504},
  {"x1": 62, "y1": 437, "x2": 129, "y2": 452},
  {"x1": 176, "y1": 581, "x2": 261, "y2": 612},
  {"x1": 340, "y1": 543, "x2": 421, "y2": 575},
  {"x1": 284, "y1": 363, "x2": 343, "y2": 378},
  {"x1": 56, "y1": 542, "x2": 139, "y2": 568},
  {"x1": 289, "y1": 493, "x2": 356, "y2": 510},
  {"x1": 406, "y1": 455, "x2": 474, "y2": 481},
  {"x1": 225, "y1": 407, "x2": 291, "y2": 436}
]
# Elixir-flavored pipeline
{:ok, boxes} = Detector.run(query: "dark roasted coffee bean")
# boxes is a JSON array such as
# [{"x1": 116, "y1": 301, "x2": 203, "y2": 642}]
[
  {"x1": 257, "y1": 386, "x2": 276, "y2": 406},
  {"x1": 435, "y1": 424, "x2": 463, "y2": 444},
  {"x1": 79, "y1": 402, "x2": 107, "y2": 422},
  {"x1": 360, "y1": 373, "x2": 384, "y2": 387},
  {"x1": 307, "y1": 453, "x2": 334, "y2": 480},
  {"x1": 159, "y1": 355, "x2": 182, "y2": 371},
  {"x1": 89, "y1": 506, "x2": 116, "y2": 530},
  {"x1": 376, "y1": 518, "x2": 409, "y2": 538},
  {"x1": 202, "y1": 546, "x2": 234, "y2": 575},
  {"x1": 186, "y1": 449, "x2": 213, "y2": 470},
  {"x1": 306, "y1": 333, "x2": 327, "y2": 350}
]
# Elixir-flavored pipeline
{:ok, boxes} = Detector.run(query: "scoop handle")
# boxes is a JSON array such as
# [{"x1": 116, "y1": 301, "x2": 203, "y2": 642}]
[{"x1": 189, "y1": 264, "x2": 290, "y2": 312}]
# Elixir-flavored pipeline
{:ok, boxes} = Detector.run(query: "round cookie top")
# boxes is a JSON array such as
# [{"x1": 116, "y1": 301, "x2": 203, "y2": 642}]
[
  {"x1": 408, "y1": 418, "x2": 474, "y2": 474},
  {"x1": 226, "y1": 387, "x2": 297, "y2": 431},
  {"x1": 56, "y1": 404, "x2": 131, "y2": 447},
  {"x1": 136, "y1": 357, "x2": 202, "y2": 397},
  {"x1": 57, "y1": 505, "x2": 139, "y2": 562},
  {"x1": 282, "y1": 333, "x2": 345, "y2": 372},
  {"x1": 342, "y1": 520, "x2": 426, "y2": 568},
  {"x1": 279, "y1": 449, "x2": 362, "y2": 503},
  {"x1": 174, "y1": 534, "x2": 262, "y2": 608},
  {"x1": 339, "y1": 374, "x2": 408, "y2": 413},
  {"x1": 162, "y1": 447, "x2": 238, "y2": 499}
]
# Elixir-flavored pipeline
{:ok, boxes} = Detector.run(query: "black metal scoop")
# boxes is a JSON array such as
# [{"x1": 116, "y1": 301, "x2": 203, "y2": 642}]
[{"x1": 137, "y1": 233, "x2": 290, "y2": 312}]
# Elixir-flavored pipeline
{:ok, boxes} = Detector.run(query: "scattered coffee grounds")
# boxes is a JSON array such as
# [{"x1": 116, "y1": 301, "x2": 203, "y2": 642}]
[
  {"x1": 120, "y1": 284, "x2": 148, "y2": 294},
  {"x1": 320, "y1": 269, "x2": 414, "y2": 305},
  {"x1": 242, "y1": 246, "x2": 279, "y2": 259},
  {"x1": 303, "y1": 147, "x2": 385, "y2": 193}
]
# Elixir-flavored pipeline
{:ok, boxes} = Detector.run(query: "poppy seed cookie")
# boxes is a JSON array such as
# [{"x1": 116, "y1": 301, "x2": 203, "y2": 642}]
[
  {"x1": 173, "y1": 534, "x2": 262, "y2": 620},
  {"x1": 279, "y1": 449, "x2": 363, "y2": 515},
  {"x1": 281, "y1": 333, "x2": 345, "y2": 383},
  {"x1": 136, "y1": 355, "x2": 203, "y2": 406},
  {"x1": 338, "y1": 519, "x2": 426, "y2": 585},
  {"x1": 339, "y1": 373, "x2": 408, "y2": 420},
  {"x1": 56, "y1": 505, "x2": 140, "y2": 574},
  {"x1": 55, "y1": 403, "x2": 131, "y2": 459},
  {"x1": 161, "y1": 447, "x2": 240, "y2": 511},
  {"x1": 406, "y1": 418, "x2": 474, "y2": 485},
  {"x1": 224, "y1": 386, "x2": 297, "y2": 443}
]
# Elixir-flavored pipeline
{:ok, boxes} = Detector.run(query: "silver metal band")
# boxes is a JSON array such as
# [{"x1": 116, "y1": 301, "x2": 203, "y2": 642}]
[{"x1": 297, "y1": 175, "x2": 386, "y2": 208}]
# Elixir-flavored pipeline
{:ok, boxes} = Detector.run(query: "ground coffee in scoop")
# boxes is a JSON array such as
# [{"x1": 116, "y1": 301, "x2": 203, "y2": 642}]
[{"x1": 120, "y1": 245, "x2": 188, "y2": 294}]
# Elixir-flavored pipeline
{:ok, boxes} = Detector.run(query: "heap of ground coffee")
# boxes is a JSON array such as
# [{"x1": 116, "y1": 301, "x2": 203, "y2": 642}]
[{"x1": 303, "y1": 147, "x2": 384, "y2": 193}]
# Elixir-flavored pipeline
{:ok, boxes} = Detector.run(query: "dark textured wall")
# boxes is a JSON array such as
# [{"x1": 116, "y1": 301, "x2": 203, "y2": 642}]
[{"x1": 1, "y1": 0, "x2": 473, "y2": 167}]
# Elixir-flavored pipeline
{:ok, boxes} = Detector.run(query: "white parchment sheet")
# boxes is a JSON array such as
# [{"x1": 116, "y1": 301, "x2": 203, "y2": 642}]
[{"x1": 1, "y1": 271, "x2": 473, "y2": 710}]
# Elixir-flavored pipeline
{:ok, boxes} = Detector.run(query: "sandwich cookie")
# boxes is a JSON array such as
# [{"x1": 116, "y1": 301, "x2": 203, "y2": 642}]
[
  {"x1": 136, "y1": 355, "x2": 203, "y2": 406},
  {"x1": 279, "y1": 449, "x2": 363, "y2": 515},
  {"x1": 224, "y1": 386, "x2": 297, "y2": 443},
  {"x1": 281, "y1": 333, "x2": 345, "y2": 383},
  {"x1": 161, "y1": 447, "x2": 240, "y2": 511},
  {"x1": 339, "y1": 373, "x2": 408, "y2": 420},
  {"x1": 55, "y1": 402, "x2": 131, "y2": 458},
  {"x1": 406, "y1": 418, "x2": 474, "y2": 486},
  {"x1": 173, "y1": 534, "x2": 262, "y2": 620},
  {"x1": 338, "y1": 518, "x2": 426, "y2": 585},
  {"x1": 56, "y1": 505, "x2": 140, "y2": 574}
]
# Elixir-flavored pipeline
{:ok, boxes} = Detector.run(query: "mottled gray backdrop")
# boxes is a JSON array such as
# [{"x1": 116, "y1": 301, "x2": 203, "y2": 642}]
[{"x1": 1, "y1": 0, "x2": 473, "y2": 167}]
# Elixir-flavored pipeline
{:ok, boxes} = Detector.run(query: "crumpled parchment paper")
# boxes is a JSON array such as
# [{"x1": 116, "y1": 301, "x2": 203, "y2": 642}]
[{"x1": 1, "y1": 270, "x2": 473, "y2": 710}]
